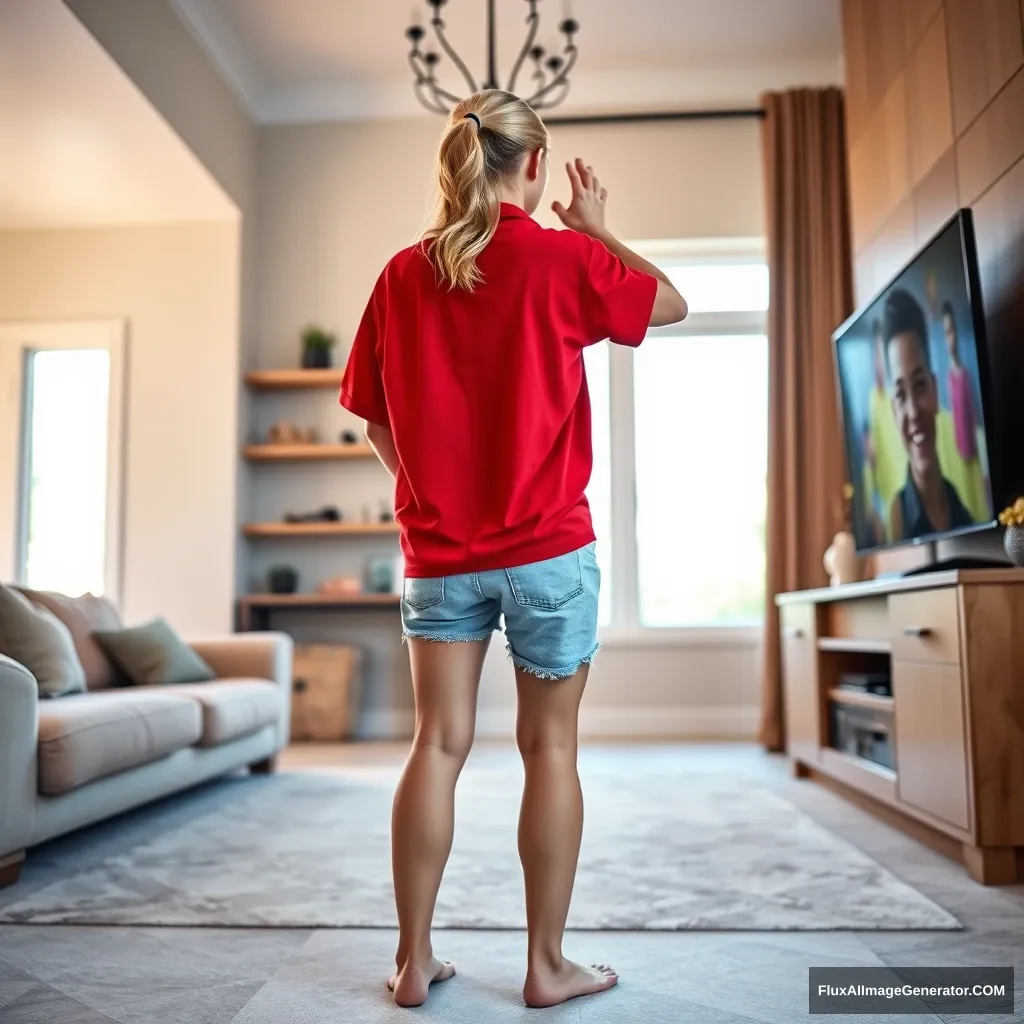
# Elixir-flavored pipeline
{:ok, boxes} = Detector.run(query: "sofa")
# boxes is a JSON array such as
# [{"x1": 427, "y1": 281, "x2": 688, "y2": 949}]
[{"x1": 0, "y1": 631, "x2": 293, "y2": 889}]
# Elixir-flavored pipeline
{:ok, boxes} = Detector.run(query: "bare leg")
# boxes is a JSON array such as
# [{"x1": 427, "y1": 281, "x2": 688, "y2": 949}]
[
  {"x1": 389, "y1": 638, "x2": 487, "y2": 1007},
  {"x1": 515, "y1": 665, "x2": 618, "y2": 1008}
]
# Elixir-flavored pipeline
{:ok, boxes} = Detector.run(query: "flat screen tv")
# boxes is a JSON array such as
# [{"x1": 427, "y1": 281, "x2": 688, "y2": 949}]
[{"x1": 833, "y1": 210, "x2": 997, "y2": 555}]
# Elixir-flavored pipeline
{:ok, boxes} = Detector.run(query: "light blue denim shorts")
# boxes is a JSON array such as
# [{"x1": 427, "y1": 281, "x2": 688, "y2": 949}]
[{"x1": 401, "y1": 542, "x2": 601, "y2": 680}]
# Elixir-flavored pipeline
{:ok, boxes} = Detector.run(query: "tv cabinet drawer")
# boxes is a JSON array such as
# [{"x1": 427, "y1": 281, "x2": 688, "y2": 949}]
[{"x1": 889, "y1": 589, "x2": 961, "y2": 664}]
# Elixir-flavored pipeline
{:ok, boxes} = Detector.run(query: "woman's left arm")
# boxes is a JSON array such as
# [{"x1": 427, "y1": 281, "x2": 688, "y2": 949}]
[{"x1": 365, "y1": 421, "x2": 399, "y2": 477}]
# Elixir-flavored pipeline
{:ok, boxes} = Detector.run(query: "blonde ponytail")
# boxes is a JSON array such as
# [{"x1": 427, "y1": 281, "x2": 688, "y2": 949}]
[{"x1": 424, "y1": 90, "x2": 548, "y2": 291}]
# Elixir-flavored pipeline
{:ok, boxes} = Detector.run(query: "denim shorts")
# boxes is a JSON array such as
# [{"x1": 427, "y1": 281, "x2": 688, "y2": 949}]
[{"x1": 401, "y1": 542, "x2": 601, "y2": 680}]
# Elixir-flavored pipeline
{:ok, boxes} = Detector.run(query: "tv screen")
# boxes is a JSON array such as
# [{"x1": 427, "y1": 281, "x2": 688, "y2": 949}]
[{"x1": 834, "y1": 210, "x2": 995, "y2": 553}]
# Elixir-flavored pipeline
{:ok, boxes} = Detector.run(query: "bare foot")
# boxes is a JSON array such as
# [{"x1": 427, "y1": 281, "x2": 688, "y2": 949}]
[
  {"x1": 387, "y1": 956, "x2": 456, "y2": 1007},
  {"x1": 523, "y1": 959, "x2": 618, "y2": 1008}
]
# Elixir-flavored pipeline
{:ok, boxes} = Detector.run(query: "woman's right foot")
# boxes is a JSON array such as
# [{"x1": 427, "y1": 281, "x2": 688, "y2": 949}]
[{"x1": 522, "y1": 959, "x2": 618, "y2": 1008}]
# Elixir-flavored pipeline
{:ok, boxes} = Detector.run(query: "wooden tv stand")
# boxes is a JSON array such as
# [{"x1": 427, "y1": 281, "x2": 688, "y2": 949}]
[{"x1": 777, "y1": 569, "x2": 1024, "y2": 885}]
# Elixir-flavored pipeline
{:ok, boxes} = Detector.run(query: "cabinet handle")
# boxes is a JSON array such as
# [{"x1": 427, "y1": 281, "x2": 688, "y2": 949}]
[
  {"x1": 902, "y1": 626, "x2": 932, "y2": 638},
  {"x1": 785, "y1": 627, "x2": 805, "y2": 639}
]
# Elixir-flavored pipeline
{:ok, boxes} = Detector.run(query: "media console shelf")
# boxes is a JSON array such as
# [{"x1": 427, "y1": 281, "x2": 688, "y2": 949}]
[{"x1": 777, "y1": 569, "x2": 1024, "y2": 885}]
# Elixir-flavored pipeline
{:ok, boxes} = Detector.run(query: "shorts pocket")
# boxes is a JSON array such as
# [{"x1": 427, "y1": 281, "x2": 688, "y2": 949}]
[
  {"x1": 506, "y1": 551, "x2": 583, "y2": 610},
  {"x1": 403, "y1": 576, "x2": 445, "y2": 610}
]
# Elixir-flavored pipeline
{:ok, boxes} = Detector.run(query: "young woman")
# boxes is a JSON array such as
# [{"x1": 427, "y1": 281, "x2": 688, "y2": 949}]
[{"x1": 340, "y1": 89, "x2": 687, "y2": 1010}]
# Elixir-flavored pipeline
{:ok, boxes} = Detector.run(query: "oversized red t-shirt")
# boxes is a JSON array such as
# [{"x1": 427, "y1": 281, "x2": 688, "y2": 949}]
[{"x1": 340, "y1": 203, "x2": 657, "y2": 577}]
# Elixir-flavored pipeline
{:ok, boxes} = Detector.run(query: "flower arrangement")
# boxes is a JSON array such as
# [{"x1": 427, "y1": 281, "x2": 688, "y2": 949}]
[
  {"x1": 998, "y1": 498, "x2": 1024, "y2": 528},
  {"x1": 834, "y1": 481, "x2": 855, "y2": 533}
]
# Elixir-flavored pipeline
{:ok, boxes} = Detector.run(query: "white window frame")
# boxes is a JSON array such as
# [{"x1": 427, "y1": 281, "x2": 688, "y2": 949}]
[
  {"x1": 599, "y1": 238, "x2": 768, "y2": 648},
  {"x1": 0, "y1": 321, "x2": 127, "y2": 604}
]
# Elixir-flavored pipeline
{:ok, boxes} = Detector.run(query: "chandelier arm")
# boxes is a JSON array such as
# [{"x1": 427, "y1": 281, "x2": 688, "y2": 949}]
[
  {"x1": 430, "y1": 16, "x2": 479, "y2": 95},
  {"x1": 414, "y1": 80, "x2": 452, "y2": 115},
  {"x1": 525, "y1": 46, "x2": 578, "y2": 106},
  {"x1": 531, "y1": 77, "x2": 572, "y2": 110},
  {"x1": 505, "y1": 4, "x2": 540, "y2": 96},
  {"x1": 409, "y1": 51, "x2": 463, "y2": 111}
]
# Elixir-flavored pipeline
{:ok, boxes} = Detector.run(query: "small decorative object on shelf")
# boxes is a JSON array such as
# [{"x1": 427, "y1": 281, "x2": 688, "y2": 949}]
[
  {"x1": 317, "y1": 575, "x2": 362, "y2": 595},
  {"x1": 379, "y1": 500, "x2": 394, "y2": 524},
  {"x1": 300, "y1": 324, "x2": 337, "y2": 369},
  {"x1": 284, "y1": 506, "x2": 342, "y2": 524},
  {"x1": 365, "y1": 556, "x2": 395, "y2": 594},
  {"x1": 340, "y1": 429, "x2": 359, "y2": 445},
  {"x1": 824, "y1": 482, "x2": 859, "y2": 586},
  {"x1": 998, "y1": 498, "x2": 1024, "y2": 567},
  {"x1": 267, "y1": 565, "x2": 299, "y2": 594},
  {"x1": 268, "y1": 421, "x2": 302, "y2": 444}
]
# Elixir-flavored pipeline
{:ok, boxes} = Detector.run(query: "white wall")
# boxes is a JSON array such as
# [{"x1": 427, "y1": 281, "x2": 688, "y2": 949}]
[
  {"x1": 0, "y1": 222, "x2": 241, "y2": 635},
  {"x1": 252, "y1": 114, "x2": 765, "y2": 739}
]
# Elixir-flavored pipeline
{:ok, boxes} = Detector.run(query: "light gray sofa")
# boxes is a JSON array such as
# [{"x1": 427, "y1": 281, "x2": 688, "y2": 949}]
[{"x1": 0, "y1": 632, "x2": 292, "y2": 888}]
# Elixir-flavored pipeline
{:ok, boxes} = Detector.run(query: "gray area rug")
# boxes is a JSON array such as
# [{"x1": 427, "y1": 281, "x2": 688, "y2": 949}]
[{"x1": 0, "y1": 764, "x2": 960, "y2": 930}]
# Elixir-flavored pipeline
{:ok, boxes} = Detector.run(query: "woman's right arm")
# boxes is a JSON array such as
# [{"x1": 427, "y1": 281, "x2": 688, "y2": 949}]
[
  {"x1": 587, "y1": 228, "x2": 688, "y2": 327},
  {"x1": 553, "y1": 158, "x2": 687, "y2": 328}
]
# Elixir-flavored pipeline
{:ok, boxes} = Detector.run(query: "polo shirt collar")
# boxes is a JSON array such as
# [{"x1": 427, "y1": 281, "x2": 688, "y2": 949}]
[{"x1": 499, "y1": 202, "x2": 533, "y2": 222}]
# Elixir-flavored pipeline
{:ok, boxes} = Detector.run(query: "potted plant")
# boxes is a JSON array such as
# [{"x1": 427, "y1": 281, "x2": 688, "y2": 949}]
[
  {"x1": 998, "y1": 498, "x2": 1024, "y2": 566},
  {"x1": 300, "y1": 324, "x2": 337, "y2": 369}
]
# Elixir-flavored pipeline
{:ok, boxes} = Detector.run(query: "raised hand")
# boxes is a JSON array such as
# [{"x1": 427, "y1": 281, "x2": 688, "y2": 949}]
[{"x1": 551, "y1": 158, "x2": 608, "y2": 236}]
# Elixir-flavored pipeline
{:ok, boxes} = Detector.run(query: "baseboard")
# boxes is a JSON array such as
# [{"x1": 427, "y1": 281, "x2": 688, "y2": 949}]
[{"x1": 357, "y1": 705, "x2": 759, "y2": 742}]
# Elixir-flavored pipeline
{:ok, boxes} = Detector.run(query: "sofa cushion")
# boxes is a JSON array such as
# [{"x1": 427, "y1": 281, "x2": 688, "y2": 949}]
[
  {"x1": 92, "y1": 618, "x2": 215, "y2": 686},
  {"x1": 14, "y1": 587, "x2": 122, "y2": 689},
  {"x1": 37, "y1": 690, "x2": 202, "y2": 795},
  {"x1": 156, "y1": 679, "x2": 282, "y2": 747},
  {"x1": 0, "y1": 584, "x2": 86, "y2": 698}
]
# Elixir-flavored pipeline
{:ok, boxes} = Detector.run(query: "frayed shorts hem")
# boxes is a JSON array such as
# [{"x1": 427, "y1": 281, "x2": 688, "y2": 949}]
[
  {"x1": 402, "y1": 628, "x2": 494, "y2": 644},
  {"x1": 506, "y1": 642, "x2": 602, "y2": 680}
]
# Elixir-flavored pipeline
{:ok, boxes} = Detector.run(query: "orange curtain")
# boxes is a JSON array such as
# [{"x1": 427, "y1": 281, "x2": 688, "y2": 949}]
[{"x1": 760, "y1": 88, "x2": 854, "y2": 751}]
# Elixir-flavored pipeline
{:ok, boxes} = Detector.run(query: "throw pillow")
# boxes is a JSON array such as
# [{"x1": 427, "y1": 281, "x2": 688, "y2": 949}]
[
  {"x1": 0, "y1": 584, "x2": 87, "y2": 698},
  {"x1": 14, "y1": 587, "x2": 122, "y2": 689},
  {"x1": 92, "y1": 618, "x2": 216, "y2": 686}
]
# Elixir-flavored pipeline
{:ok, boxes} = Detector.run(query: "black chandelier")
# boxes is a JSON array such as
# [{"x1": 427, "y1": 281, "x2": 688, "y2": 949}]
[{"x1": 405, "y1": 0, "x2": 579, "y2": 115}]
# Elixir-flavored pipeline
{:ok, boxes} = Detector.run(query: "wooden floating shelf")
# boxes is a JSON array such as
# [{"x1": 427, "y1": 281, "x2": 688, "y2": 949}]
[
  {"x1": 242, "y1": 521, "x2": 399, "y2": 538},
  {"x1": 244, "y1": 443, "x2": 375, "y2": 462},
  {"x1": 238, "y1": 592, "x2": 399, "y2": 608},
  {"x1": 817, "y1": 636, "x2": 892, "y2": 655},
  {"x1": 244, "y1": 369, "x2": 345, "y2": 390},
  {"x1": 827, "y1": 687, "x2": 894, "y2": 712}
]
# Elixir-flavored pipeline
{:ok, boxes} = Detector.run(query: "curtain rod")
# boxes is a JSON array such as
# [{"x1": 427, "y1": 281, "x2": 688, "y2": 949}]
[{"x1": 543, "y1": 107, "x2": 765, "y2": 127}]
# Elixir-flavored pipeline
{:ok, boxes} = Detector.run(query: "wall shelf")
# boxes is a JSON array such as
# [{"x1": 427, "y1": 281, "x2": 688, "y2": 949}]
[
  {"x1": 244, "y1": 443, "x2": 374, "y2": 462},
  {"x1": 237, "y1": 591, "x2": 399, "y2": 630},
  {"x1": 244, "y1": 369, "x2": 345, "y2": 390},
  {"x1": 242, "y1": 521, "x2": 399, "y2": 538}
]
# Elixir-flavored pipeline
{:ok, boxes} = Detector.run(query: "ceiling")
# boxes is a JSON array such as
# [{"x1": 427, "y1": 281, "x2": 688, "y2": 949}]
[
  {"x1": 172, "y1": 0, "x2": 844, "y2": 122},
  {"x1": 0, "y1": 0, "x2": 235, "y2": 229}
]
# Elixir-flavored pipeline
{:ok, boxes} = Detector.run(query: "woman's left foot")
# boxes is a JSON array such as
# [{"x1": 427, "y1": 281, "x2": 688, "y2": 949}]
[{"x1": 387, "y1": 956, "x2": 456, "y2": 1007}]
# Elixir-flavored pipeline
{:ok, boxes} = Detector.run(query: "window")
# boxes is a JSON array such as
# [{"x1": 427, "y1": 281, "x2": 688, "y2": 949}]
[
  {"x1": 590, "y1": 241, "x2": 769, "y2": 632},
  {"x1": 0, "y1": 323, "x2": 125, "y2": 599}
]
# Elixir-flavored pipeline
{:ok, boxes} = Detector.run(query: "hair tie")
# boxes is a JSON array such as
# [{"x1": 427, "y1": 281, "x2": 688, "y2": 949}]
[{"x1": 463, "y1": 112, "x2": 481, "y2": 130}]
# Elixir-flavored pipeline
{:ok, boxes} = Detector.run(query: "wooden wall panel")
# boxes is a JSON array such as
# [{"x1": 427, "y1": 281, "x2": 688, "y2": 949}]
[
  {"x1": 903, "y1": 0, "x2": 943, "y2": 55},
  {"x1": 946, "y1": 0, "x2": 1024, "y2": 136},
  {"x1": 875, "y1": 0, "x2": 908, "y2": 99},
  {"x1": 842, "y1": 0, "x2": 870, "y2": 143},
  {"x1": 906, "y1": 9, "x2": 954, "y2": 185},
  {"x1": 912, "y1": 146, "x2": 959, "y2": 245},
  {"x1": 956, "y1": 66, "x2": 1024, "y2": 204},
  {"x1": 868, "y1": 197, "x2": 917, "y2": 290},
  {"x1": 971, "y1": 151, "x2": 1024, "y2": 316}
]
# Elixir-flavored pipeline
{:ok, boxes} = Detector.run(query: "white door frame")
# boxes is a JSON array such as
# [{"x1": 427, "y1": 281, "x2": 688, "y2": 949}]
[{"x1": 0, "y1": 321, "x2": 126, "y2": 602}]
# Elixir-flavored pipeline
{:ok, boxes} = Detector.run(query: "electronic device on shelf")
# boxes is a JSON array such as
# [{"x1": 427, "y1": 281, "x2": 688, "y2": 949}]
[
  {"x1": 828, "y1": 702, "x2": 895, "y2": 771},
  {"x1": 837, "y1": 672, "x2": 892, "y2": 697}
]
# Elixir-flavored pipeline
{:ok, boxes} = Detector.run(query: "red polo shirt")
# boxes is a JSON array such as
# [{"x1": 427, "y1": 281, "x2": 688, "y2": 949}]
[{"x1": 340, "y1": 203, "x2": 657, "y2": 577}]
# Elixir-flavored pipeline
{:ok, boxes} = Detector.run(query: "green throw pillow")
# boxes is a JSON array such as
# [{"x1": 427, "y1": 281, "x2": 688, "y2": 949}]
[
  {"x1": 0, "y1": 584, "x2": 87, "y2": 698},
  {"x1": 92, "y1": 618, "x2": 216, "y2": 686}
]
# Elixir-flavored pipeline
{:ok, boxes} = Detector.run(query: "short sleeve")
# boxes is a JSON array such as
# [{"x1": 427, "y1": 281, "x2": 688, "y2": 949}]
[
  {"x1": 339, "y1": 291, "x2": 389, "y2": 425},
  {"x1": 573, "y1": 233, "x2": 658, "y2": 347}
]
